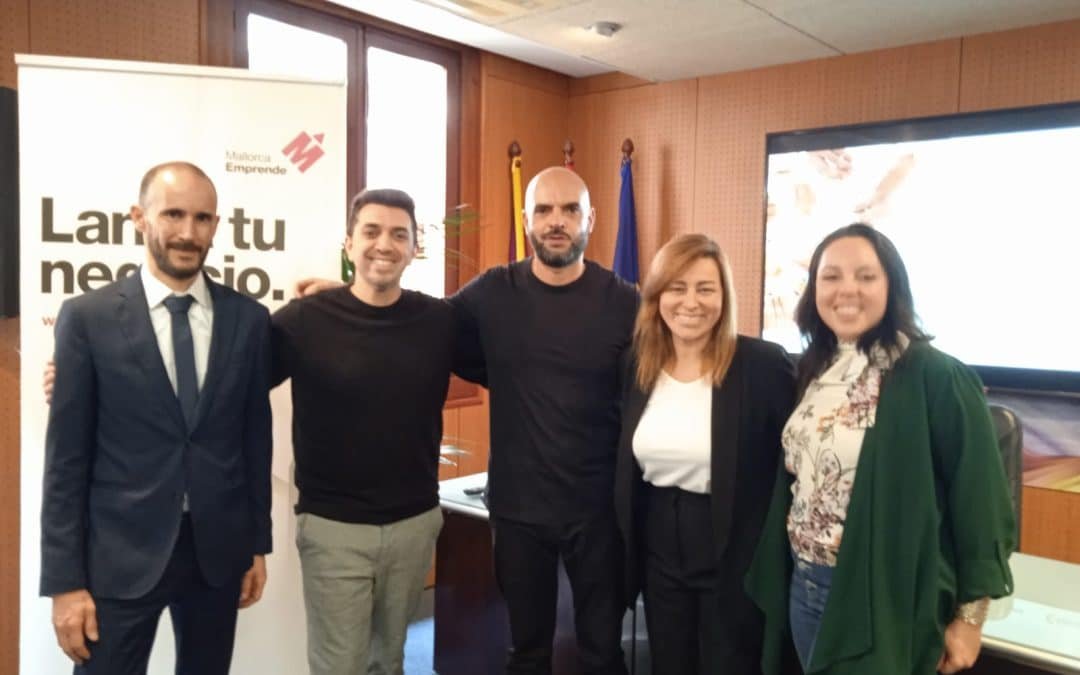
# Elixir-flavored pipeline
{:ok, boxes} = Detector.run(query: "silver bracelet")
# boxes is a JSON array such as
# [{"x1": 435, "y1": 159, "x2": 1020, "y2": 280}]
[{"x1": 955, "y1": 598, "x2": 991, "y2": 627}]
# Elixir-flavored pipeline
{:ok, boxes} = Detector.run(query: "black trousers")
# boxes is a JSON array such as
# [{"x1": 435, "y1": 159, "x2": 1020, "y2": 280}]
[
  {"x1": 492, "y1": 511, "x2": 629, "y2": 675},
  {"x1": 642, "y1": 485, "x2": 764, "y2": 675},
  {"x1": 75, "y1": 516, "x2": 244, "y2": 675}
]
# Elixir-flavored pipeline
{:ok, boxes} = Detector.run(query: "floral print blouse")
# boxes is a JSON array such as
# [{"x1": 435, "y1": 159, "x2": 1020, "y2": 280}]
[{"x1": 784, "y1": 338, "x2": 907, "y2": 566}]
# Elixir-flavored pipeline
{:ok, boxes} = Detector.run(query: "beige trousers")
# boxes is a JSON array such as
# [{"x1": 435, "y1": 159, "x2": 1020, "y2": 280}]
[{"x1": 296, "y1": 507, "x2": 443, "y2": 675}]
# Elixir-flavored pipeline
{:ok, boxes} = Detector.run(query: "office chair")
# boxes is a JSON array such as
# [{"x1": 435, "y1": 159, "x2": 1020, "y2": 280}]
[{"x1": 988, "y1": 404, "x2": 1023, "y2": 543}]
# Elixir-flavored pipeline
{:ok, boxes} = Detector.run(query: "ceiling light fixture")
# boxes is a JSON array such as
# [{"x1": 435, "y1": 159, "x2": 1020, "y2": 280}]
[{"x1": 585, "y1": 21, "x2": 622, "y2": 38}]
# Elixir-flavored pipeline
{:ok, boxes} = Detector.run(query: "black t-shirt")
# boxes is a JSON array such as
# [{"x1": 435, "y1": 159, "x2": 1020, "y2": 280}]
[
  {"x1": 271, "y1": 287, "x2": 454, "y2": 524},
  {"x1": 450, "y1": 259, "x2": 639, "y2": 523}
]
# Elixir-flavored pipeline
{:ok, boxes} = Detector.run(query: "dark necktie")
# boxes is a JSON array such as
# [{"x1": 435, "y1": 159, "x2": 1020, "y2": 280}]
[{"x1": 163, "y1": 294, "x2": 198, "y2": 428}]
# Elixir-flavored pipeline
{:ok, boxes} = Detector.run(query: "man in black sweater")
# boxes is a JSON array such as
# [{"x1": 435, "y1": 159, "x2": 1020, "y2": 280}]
[
  {"x1": 271, "y1": 189, "x2": 456, "y2": 675},
  {"x1": 450, "y1": 167, "x2": 638, "y2": 674}
]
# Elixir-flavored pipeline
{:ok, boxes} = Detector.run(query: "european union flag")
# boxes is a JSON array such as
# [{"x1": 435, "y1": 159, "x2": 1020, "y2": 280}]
[{"x1": 613, "y1": 157, "x2": 639, "y2": 284}]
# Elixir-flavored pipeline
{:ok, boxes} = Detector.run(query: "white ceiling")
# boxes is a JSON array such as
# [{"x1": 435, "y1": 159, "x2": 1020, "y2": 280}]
[{"x1": 333, "y1": 0, "x2": 1080, "y2": 82}]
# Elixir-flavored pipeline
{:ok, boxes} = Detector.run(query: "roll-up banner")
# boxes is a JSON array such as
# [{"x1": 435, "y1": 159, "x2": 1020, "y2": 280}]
[{"x1": 17, "y1": 54, "x2": 346, "y2": 674}]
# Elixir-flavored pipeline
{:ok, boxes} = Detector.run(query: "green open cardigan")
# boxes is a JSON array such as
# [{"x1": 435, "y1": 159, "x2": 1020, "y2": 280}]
[{"x1": 745, "y1": 341, "x2": 1016, "y2": 675}]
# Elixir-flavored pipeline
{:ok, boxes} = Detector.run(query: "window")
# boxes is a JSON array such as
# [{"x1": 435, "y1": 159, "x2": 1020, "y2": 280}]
[
  {"x1": 246, "y1": 13, "x2": 347, "y2": 81},
  {"x1": 228, "y1": 0, "x2": 478, "y2": 405},
  {"x1": 237, "y1": 0, "x2": 462, "y2": 298},
  {"x1": 365, "y1": 46, "x2": 446, "y2": 297}
]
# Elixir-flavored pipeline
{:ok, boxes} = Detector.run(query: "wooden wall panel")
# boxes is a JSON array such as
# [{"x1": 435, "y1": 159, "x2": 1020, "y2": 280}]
[
  {"x1": 440, "y1": 409, "x2": 462, "y2": 482},
  {"x1": 0, "y1": 0, "x2": 29, "y2": 88},
  {"x1": 959, "y1": 19, "x2": 1080, "y2": 112},
  {"x1": 0, "y1": 318, "x2": 18, "y2": 675},
  {"x1": 201, "y1": 0, "x2": 236, "y2": 67},
  {"x1": 568, "y1": 79, "x2": 699, "y2": 270},
  {"x1": 430, "y1": 407, "x2": 463, "y2": 587},
  {"x1": 1020, "y1": 487, "x2": 1080, "y2": 563},
  {"x1": 28, "y1": 0, "x2": 200, "y2": 64},
  {"x1": 482, "y1": 52, "x2": 569, "y2": 97},
  {"x1": 479, "y1": 55, "x2": 568, "y2": 268},
  {"x1": 2, "y1": 0, "x2": 203, "y2": 88},
  {"x1": 568, "y1": 71, "x2": 652, "y2": 97},
  {"x1": 454, "y1": 398, "x2": 490, "y2": 477}
]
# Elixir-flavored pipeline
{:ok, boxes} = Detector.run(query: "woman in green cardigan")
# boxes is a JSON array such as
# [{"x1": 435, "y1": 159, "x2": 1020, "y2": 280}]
[{"x1": 745, "y1": 223, "x2": 1016, "y2": 675}]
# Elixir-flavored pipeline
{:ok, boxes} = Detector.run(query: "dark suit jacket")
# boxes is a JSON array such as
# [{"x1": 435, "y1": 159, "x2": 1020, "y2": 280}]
[
  {"x1": 41, "y1": 271, "x2": 273, "y2": 600},
  {"x1": 613, "y1": 335, "x2": 796, "y2": 607}
]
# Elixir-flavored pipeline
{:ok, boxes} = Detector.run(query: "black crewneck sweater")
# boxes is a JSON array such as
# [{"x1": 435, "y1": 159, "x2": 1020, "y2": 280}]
[{"x1": 271, "y1": 287, "x2": 454, "y2": 524}]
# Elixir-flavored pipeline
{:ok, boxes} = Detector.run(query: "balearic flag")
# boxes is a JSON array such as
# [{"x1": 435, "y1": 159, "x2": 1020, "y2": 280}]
[{"x1": 509, "y1": 142, "x2": 528, "y2": 262}]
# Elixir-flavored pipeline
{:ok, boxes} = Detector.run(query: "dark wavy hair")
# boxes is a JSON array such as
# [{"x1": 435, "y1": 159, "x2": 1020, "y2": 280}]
[
  {"x1": 347, "y1": 188, "x2": 417, "y2": 242},
  {"x1": 794, "y1": 223, "x2": 930, "y2": 396}
]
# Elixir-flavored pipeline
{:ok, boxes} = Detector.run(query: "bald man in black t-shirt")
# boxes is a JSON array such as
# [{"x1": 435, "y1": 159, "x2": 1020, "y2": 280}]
[{"x1": 450, "y1": 167, "x2": 637, "y2": 675}]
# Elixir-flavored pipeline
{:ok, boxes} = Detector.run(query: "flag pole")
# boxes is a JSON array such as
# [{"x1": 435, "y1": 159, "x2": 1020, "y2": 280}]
[{"x1": 509, "y1": 140, "x2": 525, "y2": 262}]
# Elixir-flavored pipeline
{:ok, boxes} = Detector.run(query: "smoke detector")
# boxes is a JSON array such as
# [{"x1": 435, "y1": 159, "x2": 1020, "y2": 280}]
[{"x1": 585, "y1": 21, "x2": 622, "y2": 37}]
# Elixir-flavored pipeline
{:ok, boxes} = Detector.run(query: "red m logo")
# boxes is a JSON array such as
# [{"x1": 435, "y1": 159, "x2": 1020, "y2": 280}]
[{"x1": 282, "y1": 132, "x2": 325, "y2": 173}]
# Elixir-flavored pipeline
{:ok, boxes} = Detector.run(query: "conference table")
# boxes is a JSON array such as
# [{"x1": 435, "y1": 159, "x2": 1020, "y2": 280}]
[
  {"x1": 980, "y1": 553, "x2": 1080, "y2": 674},
  {"x1": 434, "y1": 472, "x2": 1080, "y2": 675}
]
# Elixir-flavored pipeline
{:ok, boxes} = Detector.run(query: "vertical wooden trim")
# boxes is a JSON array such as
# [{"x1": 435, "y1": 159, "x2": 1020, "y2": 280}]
[
  {"x1": 201, "y1": 0, "x2": 237, "y2": 67},
  {"x1": 443, "y1": 51, "x2": 462, "y2": 294},
  {"x1": 350, "y1": 18, "x2": 371, "y2": 206},
  {"x1": 458, "y1": 47, "x2": 482, "y2": 286},
  {"x1": 0, "y1": 317, "x2": 20, "y2": 675},
  {"x1": 444, "y1": 49, "x2": 483, "y2": 409}
]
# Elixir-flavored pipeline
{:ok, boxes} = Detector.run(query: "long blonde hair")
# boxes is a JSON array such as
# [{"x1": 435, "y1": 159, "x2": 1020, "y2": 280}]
[{"x1": 633, "y1": 233, "x2": 738, "y2": 391}]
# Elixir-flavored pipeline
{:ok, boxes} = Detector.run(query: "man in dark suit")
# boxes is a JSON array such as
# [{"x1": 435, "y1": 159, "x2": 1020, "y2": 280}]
[{"x1": 41, "y1": 161, "x2": 273, "y2": 674}]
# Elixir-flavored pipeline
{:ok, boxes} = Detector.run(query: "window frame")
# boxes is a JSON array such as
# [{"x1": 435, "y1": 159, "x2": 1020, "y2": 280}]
[
  {"x1": 209, "y1": 0, "x2": 481, "y2": 407},
  {"x1": 364, "y1": 27, "x2": 462, "y2": 296}
]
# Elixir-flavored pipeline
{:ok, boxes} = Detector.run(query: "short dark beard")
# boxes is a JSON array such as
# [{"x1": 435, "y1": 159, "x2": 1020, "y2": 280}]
[
  {"x1": 529, "y1": 230, "x2": 588, "y2": 268},
  {"x1": 366, "y1": 277, "x2": 398, "y2": 293},
  {"x1": 147, "y1": 237, "x2": 206, "y2": 281}
]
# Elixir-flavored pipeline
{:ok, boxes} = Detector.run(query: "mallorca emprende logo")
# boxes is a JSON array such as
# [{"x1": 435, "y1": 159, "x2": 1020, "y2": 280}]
[{"x1": 282, "y1": 132, "x2": 326, "y2": 173}]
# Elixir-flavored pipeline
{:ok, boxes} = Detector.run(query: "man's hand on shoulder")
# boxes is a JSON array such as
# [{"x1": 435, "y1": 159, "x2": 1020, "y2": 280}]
[
  {"x1": 43, "y1": 359, "x2": 56, "y2": 405},
  {"x1": 238, "y1": 555, "x2": 267, "y2": 609},
  {"x1": 292, "y1": 277, "x2": 344, "y2": 298},
  {"x1": 52, "y1": 588, "x2": 98, "y2": 665}
]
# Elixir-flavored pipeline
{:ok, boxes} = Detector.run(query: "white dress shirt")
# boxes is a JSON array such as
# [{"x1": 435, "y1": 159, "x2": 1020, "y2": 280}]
[
  {"x1": 140, "y1": 266, "x2": 213, "y2": 393},
  {"x1": 140, "y1": 267, "x2": 213, "y2": 512},
  {"x1": 632, "y1": 371, "x2": 713, "y2": 494}
]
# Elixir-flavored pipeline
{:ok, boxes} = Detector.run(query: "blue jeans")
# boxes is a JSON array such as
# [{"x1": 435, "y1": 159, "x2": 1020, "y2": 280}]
[{"x1": 788, "y1": 551, "x2": 834, "y2": 672}]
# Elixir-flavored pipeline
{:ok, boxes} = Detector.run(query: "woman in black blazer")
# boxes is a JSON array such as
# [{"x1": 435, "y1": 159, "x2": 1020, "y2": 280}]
[{"x1": 614, "y1": 233, "x2": 796, "y2": 674}]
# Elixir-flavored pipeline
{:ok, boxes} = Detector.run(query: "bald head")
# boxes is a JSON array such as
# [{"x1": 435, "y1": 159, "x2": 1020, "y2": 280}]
[
  {"x1": 523, "y1": 166, "x2": 595, "y2": 269},
  {"x1": 139, "y1": 161, "x2": 217, "y2": 208},
  {"x1": 524, "y1": 166, "x2": 591, "y2": 217}
]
